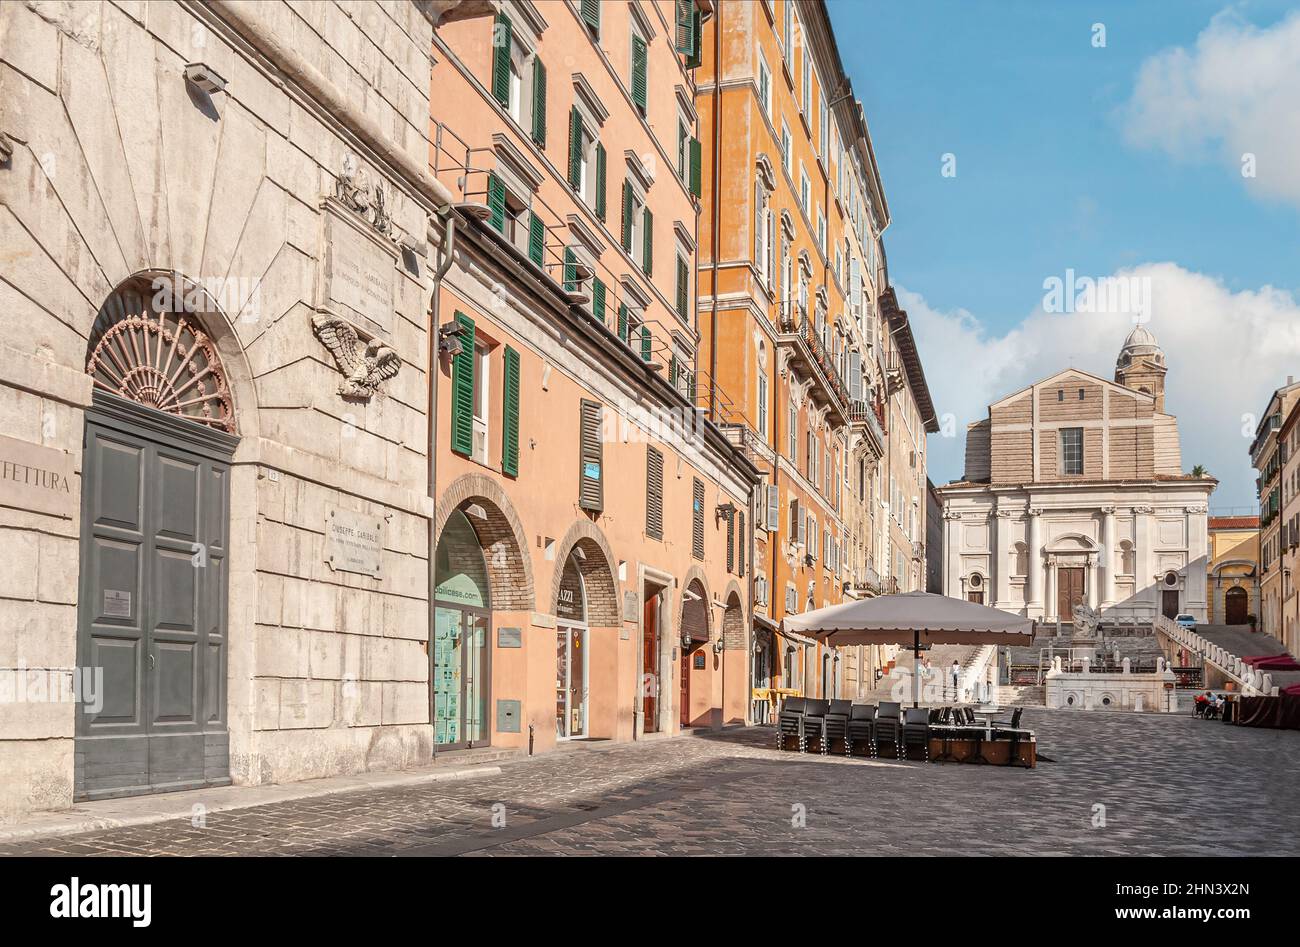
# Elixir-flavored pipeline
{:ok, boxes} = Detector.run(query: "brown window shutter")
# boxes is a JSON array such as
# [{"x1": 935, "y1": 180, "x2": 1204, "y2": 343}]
[
  {"x1": 646, "y1": 447, "x2": 664, "y2": 540},
  {"x1": 692, "y1": 478, "x2": 705, "y2": 560},
  {"x1": 578, "y1": 399, "x2": 604, "y2": 512}
]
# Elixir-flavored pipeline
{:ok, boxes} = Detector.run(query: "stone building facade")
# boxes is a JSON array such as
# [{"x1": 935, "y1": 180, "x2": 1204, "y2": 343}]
[
  {"x1": 1206, "y1": 516, "x2": 1259, "y2": 627},
  {"x1": 937, "y1": 327, "x2": 1215, "y2": 623},
  {"x1": 0, "y1": 0, "x2": 464, "y2": 822},
  {"x1": 1250, "y1": 378, "x2": 1300, "y2": 646}
]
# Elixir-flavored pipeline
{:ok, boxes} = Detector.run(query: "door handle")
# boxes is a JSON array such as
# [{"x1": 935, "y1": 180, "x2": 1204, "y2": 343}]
[{"x1": 147, "y1": 653, "x2": 156, "y2": 671}]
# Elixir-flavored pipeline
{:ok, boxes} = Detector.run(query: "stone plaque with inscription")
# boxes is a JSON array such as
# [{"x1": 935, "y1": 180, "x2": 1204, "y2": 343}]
[
  {"x1": 0, "y1": 435, "x2": 78, "y2": 518},
  {"x1": 321, "y1": 200, "x2": 397, "y2": 338},
  {"x1": 325, "y1": 508, "x2": 384, "y2": 577}
]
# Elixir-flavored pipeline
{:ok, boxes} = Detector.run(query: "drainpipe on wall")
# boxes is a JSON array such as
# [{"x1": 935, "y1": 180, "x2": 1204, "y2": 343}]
[
  {"x1": 707, "y1": 1, "x2": 722, "y2": 422},
  {"x1": 426, "y1": 205, "x2": 457, "y2": 758}
]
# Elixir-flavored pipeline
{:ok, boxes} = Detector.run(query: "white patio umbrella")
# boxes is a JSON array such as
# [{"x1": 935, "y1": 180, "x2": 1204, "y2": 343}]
[{"x1": 782, "y1": 592, "x2": 1037, "y2": 707}]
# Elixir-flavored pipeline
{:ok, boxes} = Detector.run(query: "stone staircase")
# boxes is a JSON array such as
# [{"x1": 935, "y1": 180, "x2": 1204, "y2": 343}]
[
  {"x1": 862, "y1": 645, "x2": 989, "y2": 706},
  {"x1": 992, "y1": 684, "x2": 1046, "y2": 707}
]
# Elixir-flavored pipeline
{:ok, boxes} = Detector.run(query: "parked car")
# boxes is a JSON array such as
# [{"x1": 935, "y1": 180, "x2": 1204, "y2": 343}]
[{"x1": 1175, "y1": 614, "x2": 1197, "y2": 630}]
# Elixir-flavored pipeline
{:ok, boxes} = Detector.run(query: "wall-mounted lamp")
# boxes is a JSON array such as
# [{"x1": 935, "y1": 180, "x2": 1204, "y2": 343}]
[
  {"x1": 438, "y1": 319, "x2": 465, "y2": 357},
  {"x1": 184, "y1": 62, "x2": 227, "y2": 96},
  {"x1": 715, "y1": 501, "x2": 737, "y2": 519}
]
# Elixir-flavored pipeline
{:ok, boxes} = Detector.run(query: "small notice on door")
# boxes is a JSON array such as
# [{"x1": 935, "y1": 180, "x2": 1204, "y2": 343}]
[
  {"x1": 103, "y1": 589, "x2": 131, "y2": 618},
  {"x1": 324, "y1": 507, "x2": 384, "y2": 577}
]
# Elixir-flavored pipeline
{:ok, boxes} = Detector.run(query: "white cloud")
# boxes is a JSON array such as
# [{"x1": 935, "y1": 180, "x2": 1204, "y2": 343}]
[
  {"x1": 1122, "y1": 9, "x2": 1300, "y2": 206},
  {"x1": 902, "y1": 263, "x2": 1300, "y2": 508}
]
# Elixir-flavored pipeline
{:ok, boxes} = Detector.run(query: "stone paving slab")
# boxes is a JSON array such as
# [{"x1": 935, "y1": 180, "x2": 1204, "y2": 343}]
[
  {"x1": 0, "y1": 759, "x2": 506, "y2": 844},
  {"x1": 0, "y1": 710, "x2": 1296, "y2": 856}
]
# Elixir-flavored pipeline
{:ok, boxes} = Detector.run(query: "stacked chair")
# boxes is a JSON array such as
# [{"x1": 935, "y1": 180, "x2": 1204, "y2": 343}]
[
  {"x1": 776, "y1": 697, "x2": 806, "y2": 751},
  {"x1": 902, "y1": 707, "x2": 931, "y2": 761},
  {"x1": 823, "y1": 699, "x2": 853, "y2": 755},
  {"x1": 875, "y1": 701, "x2": 902, "y2": 758},
  {"x1": 800, "y1": 699, "x2": 830, "y2": 753},
  {"x1": 846, "y1": 704, "x2": 877, "y2": 757}
]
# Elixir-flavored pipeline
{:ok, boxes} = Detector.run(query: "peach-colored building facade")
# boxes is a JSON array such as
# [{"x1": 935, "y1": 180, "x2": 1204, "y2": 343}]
[{"x1": 427, "y1": 1, "x2": 756, "y2": 756}]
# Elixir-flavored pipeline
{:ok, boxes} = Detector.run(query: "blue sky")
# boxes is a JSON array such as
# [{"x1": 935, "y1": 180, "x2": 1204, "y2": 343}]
[{"x1": 828, "y1": 0, "x2": 1300, "y2": 509}]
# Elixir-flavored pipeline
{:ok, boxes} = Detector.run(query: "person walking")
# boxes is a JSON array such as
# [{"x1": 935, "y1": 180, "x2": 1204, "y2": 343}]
[{"x1": 950, "y1": 659, "x2": 961, "y2": 701}]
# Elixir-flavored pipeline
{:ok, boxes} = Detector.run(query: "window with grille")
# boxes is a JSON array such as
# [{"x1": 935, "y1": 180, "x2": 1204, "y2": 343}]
[{"x1": 1060, "y1": 427, "x2": 1084, "y2": 475}]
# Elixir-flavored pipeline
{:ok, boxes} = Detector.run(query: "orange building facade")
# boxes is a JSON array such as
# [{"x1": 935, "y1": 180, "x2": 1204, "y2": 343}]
[
  {"x1": 427, "y1": 0, "x2": 758, "y2": 756},
  {"x1": 694, "y1": 0, "x2": 938, "y2": 716}
]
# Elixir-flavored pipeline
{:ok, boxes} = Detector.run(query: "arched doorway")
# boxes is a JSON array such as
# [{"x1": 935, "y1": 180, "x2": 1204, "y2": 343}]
[
  {"x1": 1225, "y1": 586, "x2": 1249, "y2": 625},
  {"x1": 76, "y1": 278, "x2": 239, "y2": 800},
  {"x1": 555, "y1": 549, "x2": 589, "y2": 739},
  {"x1": 679, "y1": 578, "x2": 709, "y2": 728},
  {"x1": 433, "y1": 509, "x2": 492, "y2": 749}
]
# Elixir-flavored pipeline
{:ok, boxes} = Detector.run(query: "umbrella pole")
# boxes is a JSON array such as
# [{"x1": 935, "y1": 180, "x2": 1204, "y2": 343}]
[{"x1": 913, "y1": 629, "x2": 920, "y2": 709}]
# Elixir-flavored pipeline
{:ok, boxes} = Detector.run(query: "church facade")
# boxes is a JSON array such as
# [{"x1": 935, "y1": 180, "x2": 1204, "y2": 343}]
[{"x1": 937, "y1": 327, "x2": 1216, "y2": 623}]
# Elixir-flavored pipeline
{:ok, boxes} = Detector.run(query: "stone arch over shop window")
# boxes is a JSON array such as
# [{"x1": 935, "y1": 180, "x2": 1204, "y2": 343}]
[
  {"x1": 87, "y1": 274, "x2": 241, "y2": 433},
  {"x1": 678, "y1": 565, "x2": 711, "y2": 647},
  {"x1": 549, "y1": 518, "x2": 620, "y2": 627},
  {"x1": 434, "y1": 473, "x2": 534, "y2": 611}
]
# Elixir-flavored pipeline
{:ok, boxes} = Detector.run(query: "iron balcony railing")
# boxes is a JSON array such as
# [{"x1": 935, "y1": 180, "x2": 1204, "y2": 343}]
[
  {"x1": 775, "y1": 301, "x2": 850, "y2": 421},
  {"x1": 849, "y1": 398, "x2": 886, "y2": 453}
]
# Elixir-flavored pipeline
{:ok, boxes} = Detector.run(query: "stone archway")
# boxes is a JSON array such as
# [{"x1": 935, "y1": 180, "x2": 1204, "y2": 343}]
[
  {"x1": 550, "y1": 519, "x2": 620, "y2": 627},
  {"x1": 720, "y1": 580, "x2": 746, "y2": 651},
  {"x1": 434, "y1": 473, "x2": 535, "y2": 611},
  {"x1": 677, "y1": 565, "x2": 712, "y2": 645},
  {"x1": 77, "y1": 274, "x2": 247, "y2": 801}
]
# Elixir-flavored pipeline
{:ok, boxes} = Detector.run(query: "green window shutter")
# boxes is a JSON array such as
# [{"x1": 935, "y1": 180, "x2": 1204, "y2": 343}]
[
  {"x1": 531, "y1": 58, "x2": 547, "y2": 146},
  {"x1": 676, "y1": 257, "x2": 688, "y2": 318},
  {"x1": 449, "y1": 311, "x2": 476, "y2": 456},
  {"x1": 567, "y1": 106, "x2": 583, "y2": 190},
  {"x1": 592, "y1": 277, "x2": 606, "y2": 324},
  {"x1": 618, "y1": 303, "x2": 628, "y2": 342},
  {"x1": 486, "y1": 173, "x2": 506, "y2": 233},
  {"x1": 563, "y1": 246, "x2": 577, "y2": 292},
  {"x1": 491, "y1": 13, "x2": 512, "y2": 108},
  {"x1": 580, "y1": 0, "x2": 600, "y2": 34},
  {"x1": 738, "y1": 511, "x2": 746, "y2": 577},
  {"x1": 646, "y1": 447, "x2": 664, "y2": 540},
  {"x1": 594, "y1": 142, "x2": 607, "y2": 221},
  {"x1": 502, "y1": 346, "x2": 520, "y2": 477},
  {"x1": 641, "y1": 206, "x2": 653, "y2": 276},
  {"x1": 631, "y1": 35, "x2": 648, "y2": 112},
  {"x1": 689, "y1": 137, "x2": 702, "y2": 198},
  {"x1": 670, "y1": 354, "x2": 679, "y2": 386},
  {"x1": 640, "y1": 324, "x2": 652, "y2": 362},
  {"x1": 578, "y1": 399, "x2": 604, "y2": 513},
  {"x1": 686, "y1": 9, "x2": 702, "y2": 68},
  {"x1": 620, "y1": 180, "x2": 633, "y2": 251},
  {"x1": 528, "y1": 211, "x2": 545, "y2": 265},
  {"x1": 675, "y1": 0, "x2": 693, "y2": 54}
]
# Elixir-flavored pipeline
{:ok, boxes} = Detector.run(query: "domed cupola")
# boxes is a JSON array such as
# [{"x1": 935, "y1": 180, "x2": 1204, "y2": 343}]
[{"x1": 1115, "y1": 324, "x2": 1166, "y2": 410}]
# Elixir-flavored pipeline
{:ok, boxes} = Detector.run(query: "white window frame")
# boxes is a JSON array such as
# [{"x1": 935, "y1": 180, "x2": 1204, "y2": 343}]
[
  {"x1": 758, "y1": 55, "x2": 772, "y2": 120},
  {"x1": 472, "y1": 342, "x2": 491, "y2": 464}
]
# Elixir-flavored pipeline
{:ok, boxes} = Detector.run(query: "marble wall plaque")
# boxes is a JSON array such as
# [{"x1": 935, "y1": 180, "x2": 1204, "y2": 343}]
[
  {"x1": 322, "y1": 203, "x2": 397, "y2": 337},
  {"x1": 325, "y1": 508, "x2": 384, "y2": 577},
  {"x1": 0, "y1": 435, "x2": 77, "y2": 518}
]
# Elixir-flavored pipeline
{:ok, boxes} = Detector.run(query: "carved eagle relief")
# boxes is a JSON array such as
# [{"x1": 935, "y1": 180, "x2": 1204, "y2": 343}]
[{"x1": 311, "y1": 314, "x2": 401, "y2": 400}]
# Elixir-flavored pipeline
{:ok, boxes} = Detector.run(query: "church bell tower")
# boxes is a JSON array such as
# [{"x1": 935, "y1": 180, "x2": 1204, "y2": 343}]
[{"x1": 1115, "y1": 324, "x2": 1167, "y2": 412}]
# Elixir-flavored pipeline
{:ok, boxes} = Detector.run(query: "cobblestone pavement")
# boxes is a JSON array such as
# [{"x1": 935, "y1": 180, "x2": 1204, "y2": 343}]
[{"x1": 2, "y1": 709, "x2": 1297, "y2": 856}]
